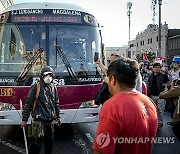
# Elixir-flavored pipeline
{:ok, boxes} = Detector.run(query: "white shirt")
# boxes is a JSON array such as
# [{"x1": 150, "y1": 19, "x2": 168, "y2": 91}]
[{"x1": 170, "y1": 69, "x2": 180, "y2": 81}]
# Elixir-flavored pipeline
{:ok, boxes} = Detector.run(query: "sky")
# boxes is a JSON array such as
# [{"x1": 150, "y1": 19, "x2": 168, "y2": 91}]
[{"x1": 13, "y1": 0, "x2": 180, "y2": 47}]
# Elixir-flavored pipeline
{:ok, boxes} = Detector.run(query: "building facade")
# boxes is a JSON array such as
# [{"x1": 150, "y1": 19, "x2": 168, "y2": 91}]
[
  {"x1": 103, "y1": 46, "x2": 128, "y2": 65},
  {"x1": 128, "y1": 23, "x2": 180, "y2": 64},
  {"x1": 105, "y1": 46, "x2": 128, "y2": 59},
  {"x1": 128, "y1": 23, "x2": 168, "y2": 60},
  {"x1": 167, "y1": 30, "x2": 180, "y2": 64}
]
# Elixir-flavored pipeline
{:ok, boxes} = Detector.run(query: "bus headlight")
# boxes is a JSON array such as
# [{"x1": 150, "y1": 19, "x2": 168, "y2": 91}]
[
  {"x1": 0, "y1": 102, "x2": 16, "y2": 111},
  {"x1": 79, "y1": 100, "x2": 99, "y2": 108}
]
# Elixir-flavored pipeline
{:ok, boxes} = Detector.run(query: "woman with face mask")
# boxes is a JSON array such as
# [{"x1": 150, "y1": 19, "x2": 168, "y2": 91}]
[
  {"x1": 169, "y1": 57, "x2": 180, "y2": 82},
  {"x1": 21, "y1": 65, "x2": 61, "y2": 154}
]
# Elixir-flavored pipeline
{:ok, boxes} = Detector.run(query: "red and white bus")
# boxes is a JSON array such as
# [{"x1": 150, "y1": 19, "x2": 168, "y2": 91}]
[{"x1": 0, "y1": 2, "x2": 103, "y2": 125}]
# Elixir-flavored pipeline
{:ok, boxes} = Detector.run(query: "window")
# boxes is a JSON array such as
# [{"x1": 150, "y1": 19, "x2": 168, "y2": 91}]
[
  {"x1": 156, "y1": 36, "x2": 158, "y2": 42},
  {"x1": 0, "y1": 24, "x2": 46, "y2": 73},
  {"x1": 177, "y1": 39, "x2": 180, "y2": 48},
  {"x1": 49, "y1": 25, "x2": 100, "y2": 75},
  {"x1": 130, "y1": 44, "x2": 134, "y2": 48}
]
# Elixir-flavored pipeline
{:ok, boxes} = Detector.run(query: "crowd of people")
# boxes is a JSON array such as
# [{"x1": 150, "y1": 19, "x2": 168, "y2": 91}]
[
  {"x1": 93, "y1": 54, "x2": 180, "y2": 153},
  {"x1": 140, "y1": 57, "x2": 180, "y2": 127},
  {"x1": 20, "y1": 54, "x2": 180, "y2": 154}
]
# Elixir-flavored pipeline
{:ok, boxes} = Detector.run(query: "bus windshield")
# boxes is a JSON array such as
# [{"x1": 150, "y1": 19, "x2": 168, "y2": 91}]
[
  {"x1": 0, "y1": 23, "x2": 101, "y2": 76},
  {"x1": 49, "y1": 25, "x2": 100, "y2": 75}
]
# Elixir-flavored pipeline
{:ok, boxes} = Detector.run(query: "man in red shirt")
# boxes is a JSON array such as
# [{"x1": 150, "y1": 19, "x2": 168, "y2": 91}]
[{"x1": 93, "y1": 58, "x2": 158, "y2": 154}]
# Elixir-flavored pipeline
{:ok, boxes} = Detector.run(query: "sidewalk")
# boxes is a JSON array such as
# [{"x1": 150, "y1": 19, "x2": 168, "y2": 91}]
[{"x1": 153, "y1": 112, "x2": 180, "y2": 154}]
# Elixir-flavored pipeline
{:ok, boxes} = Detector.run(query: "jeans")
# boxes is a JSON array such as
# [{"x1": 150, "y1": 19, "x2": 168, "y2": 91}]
[{"x1": 151, "y1": 95, "x2": 166, "y2": 125}]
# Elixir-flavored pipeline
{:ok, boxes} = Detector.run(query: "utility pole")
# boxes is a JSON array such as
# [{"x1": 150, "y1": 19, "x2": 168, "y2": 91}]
[
  {"x1": 158, "y1": 0, "x2": 162, "y2": 57},
  {"x1": 127, "y1": 1, "x2": 132, "y2": 42}
]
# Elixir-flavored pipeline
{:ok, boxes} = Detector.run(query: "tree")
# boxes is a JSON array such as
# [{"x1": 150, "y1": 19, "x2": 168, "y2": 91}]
[
  {"x1": 146, "y1": 52, "x2": 156, "y2": 62},
  {"x1": 136, "y1": 53, "x2": 142, "y2": 63}
]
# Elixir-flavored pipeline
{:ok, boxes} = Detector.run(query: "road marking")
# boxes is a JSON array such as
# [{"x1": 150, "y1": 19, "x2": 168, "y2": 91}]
[
  {"x1": 72, "y1": 129, "x2": 90, "y2": 154},
  {"x1": 0, "y1": 137, "x2": 25, "y2": 154},
  {"x1": 85, "y1": 133, "x2": 94, "y2": 143}
]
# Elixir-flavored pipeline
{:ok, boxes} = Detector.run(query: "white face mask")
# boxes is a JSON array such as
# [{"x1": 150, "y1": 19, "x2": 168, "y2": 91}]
[{"x1": 43, "y1": 75, "x2": 53, "y2": 84}]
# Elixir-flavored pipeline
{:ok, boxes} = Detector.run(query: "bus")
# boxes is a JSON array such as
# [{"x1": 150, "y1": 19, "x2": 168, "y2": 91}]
[{"x1": 0, "y1": 2, "x2": 104, "y2": 125}]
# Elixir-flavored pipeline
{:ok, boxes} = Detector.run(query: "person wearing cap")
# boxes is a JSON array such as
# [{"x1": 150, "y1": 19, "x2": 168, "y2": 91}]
[
  {"x1": 169, "y1": 57, "x2": 180, "y2": 82},
  {"x1": 20, "y1": 65, "x2": 61, "y2": 154},
  {"x1": 166, "y1": 57, "x2": 180, "y2": 121},
  {"x1": 147, "y1": 62, "x2": 170, "y2": 128}
]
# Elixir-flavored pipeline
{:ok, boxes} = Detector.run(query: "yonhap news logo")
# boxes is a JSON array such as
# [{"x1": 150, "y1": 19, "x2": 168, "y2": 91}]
[
  {"x1": 96, "y1": 132, "x2": 176, "y2": 148},
  {"x1": 113, "y1": 137, "x2": 175, "y2": 144},
  {"x1": 96, "y1": 132, "x2": 110, "y2": 148}
]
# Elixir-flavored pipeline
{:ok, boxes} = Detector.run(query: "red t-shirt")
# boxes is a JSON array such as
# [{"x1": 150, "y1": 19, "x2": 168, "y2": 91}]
[{"x1": 93, "y1": 91, "x2": 158, "y2": 154}]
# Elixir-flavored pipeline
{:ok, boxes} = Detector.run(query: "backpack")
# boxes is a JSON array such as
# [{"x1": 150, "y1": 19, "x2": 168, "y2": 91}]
[{"x1": 94, "y1": 82, "x2": 111, "y2": 105}]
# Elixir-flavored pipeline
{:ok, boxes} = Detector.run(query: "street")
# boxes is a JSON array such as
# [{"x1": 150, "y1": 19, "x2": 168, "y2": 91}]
[
  {"x1": 0, "y1": 112, "x2": 180, "y2": 154},
  {"x1": 0, "y1": 122, "x2": 97, "y2": 154}
]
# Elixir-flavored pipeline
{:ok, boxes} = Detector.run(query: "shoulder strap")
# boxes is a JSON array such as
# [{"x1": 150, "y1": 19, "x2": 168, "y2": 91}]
[
  {"x1": 32, "y1": 82, "x2": 41, "y2": 113},
  {"x1": 50, "y1": 83, "x2": 57, "y2": 98}
]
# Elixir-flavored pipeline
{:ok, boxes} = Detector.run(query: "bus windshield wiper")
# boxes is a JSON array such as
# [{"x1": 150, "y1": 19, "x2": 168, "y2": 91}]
[
  {"x1": 16, "y1": 48, "x2": 44, "y2": 83},
  {"x1": 55, "y1": 45, "x2": 78, "y2": 81}
]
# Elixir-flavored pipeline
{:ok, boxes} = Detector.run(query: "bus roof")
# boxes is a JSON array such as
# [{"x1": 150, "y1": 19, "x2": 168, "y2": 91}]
[{"x1": 0, "y1": 2, "x2": 91, "y2": 14}]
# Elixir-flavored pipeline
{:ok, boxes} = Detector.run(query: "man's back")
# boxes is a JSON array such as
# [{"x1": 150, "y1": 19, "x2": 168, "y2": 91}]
[{"x1": 93, "y1": 91, "x2": 158, "y2": 154}]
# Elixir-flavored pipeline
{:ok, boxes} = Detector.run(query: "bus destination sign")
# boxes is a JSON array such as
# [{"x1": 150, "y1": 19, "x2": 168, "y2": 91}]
[{"x1": 10, "y1": 9, "x2": 82, "y2": 23}]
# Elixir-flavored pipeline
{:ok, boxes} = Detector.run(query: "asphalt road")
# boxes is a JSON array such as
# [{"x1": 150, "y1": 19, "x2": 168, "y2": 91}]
[
  {"x1": 0, "y1": 112, "x2": 180, "y2": 154},
  {"x1": 0, "y1": 122, "x2": 98, "y2": 154}
]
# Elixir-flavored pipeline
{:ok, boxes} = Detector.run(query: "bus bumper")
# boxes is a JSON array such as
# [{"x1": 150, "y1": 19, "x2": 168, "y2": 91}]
[
  {"x1": 60, "y1": 105, "x2": 101, "y2": 123},
  {"x1": 0, "y1": 110, "x2": 22, "y2": 125},
  {"x1": 0, "y1": 106, "x2": 101, "y2": 125}
]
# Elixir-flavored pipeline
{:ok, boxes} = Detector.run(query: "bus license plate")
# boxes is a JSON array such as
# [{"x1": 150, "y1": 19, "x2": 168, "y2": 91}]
[{"x1": 0, "y1": 88, "x2": 12, "y2": 96}]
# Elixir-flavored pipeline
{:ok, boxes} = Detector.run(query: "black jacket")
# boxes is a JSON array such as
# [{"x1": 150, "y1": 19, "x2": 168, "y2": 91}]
[
  {"x1": 147, "y1": 72, "x2": 169, "y2": 97},
  {"x1": 22, "y1": 79, "x2": 60, "y2": 122}
]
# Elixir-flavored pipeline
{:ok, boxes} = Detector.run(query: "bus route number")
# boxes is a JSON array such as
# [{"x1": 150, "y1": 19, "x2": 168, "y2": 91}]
[{"x1": 0, "y1": 88, "x2": 12, "y2": 96}]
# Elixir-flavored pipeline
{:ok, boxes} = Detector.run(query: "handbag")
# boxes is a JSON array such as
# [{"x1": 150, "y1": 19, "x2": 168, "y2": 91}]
[
  {"x1": 28, "y1": 82, "x2": 45, "y2": 138},
  {"x1": 94, "y1": 82, "x2": 111, "y2": 105},
  {"x1": 28, "y1": 120, "x2": 45, "y2": 138}
]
